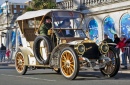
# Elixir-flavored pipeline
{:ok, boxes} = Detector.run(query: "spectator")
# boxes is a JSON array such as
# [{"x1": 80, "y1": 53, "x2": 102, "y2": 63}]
[
  {"x1": 0, "y1": 43, "x2": 6, "y2": 62},
  {"x1": 114, "y1": 34, "x2": 120, "y2": 56},
  {"x1": 114, "y1": 34, "x2": 120, "y2": 44},
  {"x1": 6, "y1": 49, "x2": 11, "y2": 62},
  {"x1": 103, "y1": 34, "x2": 113, "y2": 43},
  {"x1": 124, "y1": 38, "x2": 130, "y2": 64},
  {"x1": 116, "y1": 35, "x2": 127, "y2": 69}
]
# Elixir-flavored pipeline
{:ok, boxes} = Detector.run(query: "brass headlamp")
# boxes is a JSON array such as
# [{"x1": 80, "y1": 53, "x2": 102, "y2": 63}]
[
  {"x1": 75, "y1": 44, "x2": 85, "y2": 55},
  {"x1": 99, "y1": 41, "x2": 109, "y2": 54}
]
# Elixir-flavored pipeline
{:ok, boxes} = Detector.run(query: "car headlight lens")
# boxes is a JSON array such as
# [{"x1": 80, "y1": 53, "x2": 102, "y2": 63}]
[
  {"x1": 99, "y1": 42, "x2": 109, "y2": 54},
  {"x1": 75, "y1": 44, "x2": 85, "y2": 54}
]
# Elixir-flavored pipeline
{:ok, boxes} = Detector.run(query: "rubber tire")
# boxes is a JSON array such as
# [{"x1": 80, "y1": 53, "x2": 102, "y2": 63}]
[
  {"x1": 100, "y1": 47, "x2": 120, "y2": 77},
  {"x1": 60, "y1": 47, "x2": 79, "y2": 80},
  {"x1": 15, "y1": 51, "x2": 28, "y2": 75},
  {"x1": 33, "y1": 36, "x2": 53, "y2": 65}
]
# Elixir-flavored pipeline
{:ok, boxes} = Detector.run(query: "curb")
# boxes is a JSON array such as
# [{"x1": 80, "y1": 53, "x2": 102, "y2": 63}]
[{"x1": 0, "y1": 62, "x2": 15, "y2": 66}]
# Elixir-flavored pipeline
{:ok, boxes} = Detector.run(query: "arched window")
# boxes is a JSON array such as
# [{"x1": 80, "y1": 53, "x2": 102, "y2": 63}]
[
  {"x1": 120, "y1": 13, "x2": 130, "y2": 38},
  {"x1": 88, "y1": 19, "x2": 99, "y2": 43},
  {"x1": 103, "y1": 16, "x2": 116, "y2": 40}
]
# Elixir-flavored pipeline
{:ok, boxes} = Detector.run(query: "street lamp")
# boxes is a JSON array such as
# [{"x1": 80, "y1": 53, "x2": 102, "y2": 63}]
[
  {"x1": 5, "y1": 0, "x2": 8, "y2": 27},
  {"x1": 5, "y1": 0, "x2": 10, "y2": 50}
]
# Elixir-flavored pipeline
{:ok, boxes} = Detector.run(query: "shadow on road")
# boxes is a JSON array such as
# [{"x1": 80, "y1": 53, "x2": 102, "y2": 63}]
[{"x1": 75, "y1": 71, "x2": 130, "y2": 80}]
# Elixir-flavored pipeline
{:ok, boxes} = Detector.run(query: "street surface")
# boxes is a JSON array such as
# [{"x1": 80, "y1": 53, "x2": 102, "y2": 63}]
[{"x1": 0, "y1": 64, "x2": 130, "y2": 85}]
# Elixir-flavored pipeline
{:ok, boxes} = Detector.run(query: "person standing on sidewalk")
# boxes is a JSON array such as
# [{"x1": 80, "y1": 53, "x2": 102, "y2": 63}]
[
  {"x1": 114, "y1": 34, "x2": 120, "y2": 56},
  {"x1": 6, "y1": 49, "x2": 11, "y2": 62},
  {"x1": 116, "y1": 35, "x2": 127, "y2": 69},
  {"x1": 0, "y1": 43, "x2": 6, "y2": 62},
  {"x1": 103, "y1": 34, "x2": 113, "y2": 43}
]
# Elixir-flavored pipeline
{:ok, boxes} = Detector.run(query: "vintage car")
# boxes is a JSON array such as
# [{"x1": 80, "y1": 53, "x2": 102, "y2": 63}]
[{"x1": 15, "y1": 9, "x2": 120, "y2": 80}]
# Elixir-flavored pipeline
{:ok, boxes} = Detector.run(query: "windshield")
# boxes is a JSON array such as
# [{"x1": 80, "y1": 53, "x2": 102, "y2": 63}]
[{"x1": 52, "y1": 11, "x2": 86, "y2": 38}]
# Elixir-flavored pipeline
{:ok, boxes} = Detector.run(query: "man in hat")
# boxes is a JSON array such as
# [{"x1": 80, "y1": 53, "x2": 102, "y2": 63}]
[
  {"x1": 0, "y1": 43, "x2": 6, "y2": 62},
  {"x1": 103, "y1": 34, "x2": 113, "y2": 43},
  {"x1": 39, "y1": 16, "x2": 52, "y2": 36}
]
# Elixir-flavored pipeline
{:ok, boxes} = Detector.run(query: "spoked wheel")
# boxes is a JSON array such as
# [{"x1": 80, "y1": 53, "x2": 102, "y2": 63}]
[
  {"x1": 15, "y1": 51, "x2": 27, "y2": 75},
  {"x1": 100, "y1": 47, "x2": 120, "y2": 77},
  {"x1": 33, "y1": 36, "x2": 53, "y2": 64},
  {"x1": 60, "y1": 47, "x2": 79, "y2": 80}
]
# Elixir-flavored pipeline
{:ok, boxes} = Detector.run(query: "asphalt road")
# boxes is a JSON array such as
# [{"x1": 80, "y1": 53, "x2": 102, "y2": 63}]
[{"x1": 0, "y1": 66, "x2": 130, "y2": 85}]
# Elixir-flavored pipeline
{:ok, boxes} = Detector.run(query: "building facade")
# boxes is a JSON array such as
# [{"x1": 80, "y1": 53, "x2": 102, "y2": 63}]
[
  {"x1": 0, "y1": 1, "x2": 27, "y2": 60},
  {"x1": 57, "y1": 0, "x2": 130, "y2": 43},
  {"x1": 0, "y1": 2, "x2": 26, "y2": 28}
]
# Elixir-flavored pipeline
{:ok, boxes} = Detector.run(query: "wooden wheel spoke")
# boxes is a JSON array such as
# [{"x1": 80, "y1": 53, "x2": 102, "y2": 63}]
[
  {"x1": 69, "y1": 56, "x2": 73, "y2": 61},
  {"x1": 70, "y1": 63, "x2": 74, "y2": 67},
  {"x1": 66, "y1": 68, "x2": 69, "y2": 74},
  {"x1": 63, "y1": 55, "x2": 67, "y2": 61},
  {"x1": 68, "y1": 68, "x2": 71, "y2": 75},
  {"x1": 16, "y1": 53, "x2": 25, "y2": 72},
  {"x1": 61, "y1": 60, "x2": 66, "y2": 63},
  {"x1": 69, "y1": 66, "x2": 74, "y2": 72},
  {"x1": 62, "y1": 64, "x2": 66, "y2": 68}
]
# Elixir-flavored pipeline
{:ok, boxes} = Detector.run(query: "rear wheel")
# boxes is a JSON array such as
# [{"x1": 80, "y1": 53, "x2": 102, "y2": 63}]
[
  {"x1": 100, "y1": 47, "x2": 120, "y2": 77},
  {"x1": 60, "y1": 47, "x2": 79, "y2": 80},
  {"x1": 15, "y1": 51, "x2": 28, "y2": 75}
]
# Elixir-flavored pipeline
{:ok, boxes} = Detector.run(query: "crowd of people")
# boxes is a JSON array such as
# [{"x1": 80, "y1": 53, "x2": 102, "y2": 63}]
[{"x1": 103, "y1": 34, "x2": 130, "y2": 69}]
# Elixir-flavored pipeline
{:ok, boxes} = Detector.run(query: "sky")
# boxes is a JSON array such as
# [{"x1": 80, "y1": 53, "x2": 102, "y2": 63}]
[{"x1": 0, "y1": 0, "x2": 63, "y2": 5}]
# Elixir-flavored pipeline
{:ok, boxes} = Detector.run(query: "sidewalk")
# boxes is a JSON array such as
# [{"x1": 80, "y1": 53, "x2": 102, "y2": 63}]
[{"x1": 0, "y1": 61, "x2": 15, "y2": 66}]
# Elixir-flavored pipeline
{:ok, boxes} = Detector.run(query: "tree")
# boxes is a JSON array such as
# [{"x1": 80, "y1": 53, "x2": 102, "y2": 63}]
[{"x1": 25, "y1": 0, "x2": 56, "y2": 12}]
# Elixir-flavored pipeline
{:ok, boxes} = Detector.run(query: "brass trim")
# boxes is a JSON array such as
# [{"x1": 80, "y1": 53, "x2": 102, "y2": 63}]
[
  {"x1": 86, "y1": 46, "x2": 92, "y2": 51},
  {"x1": 99, "y1": 42, "x2": 109, "y2": 54},
  {"x1": 82, "y1": 38, "x2": 95, "y2": 43},
  {"x1": 74, "y1": 43, "x2": 85, "y2": 55}
]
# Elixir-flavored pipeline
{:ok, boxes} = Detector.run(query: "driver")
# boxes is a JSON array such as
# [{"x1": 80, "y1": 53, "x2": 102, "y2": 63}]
[{"x1": 39, "y1": 16, "x2": 52, "y2": 36}]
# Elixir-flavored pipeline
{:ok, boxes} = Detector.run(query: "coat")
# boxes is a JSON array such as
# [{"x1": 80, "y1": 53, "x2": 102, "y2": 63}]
[
  {"x1": 39, "y1": 23, "x2": 52, "y2": 35},
  {"x1": 116, "y1": 38, "x2": 126, "y2": 52}
]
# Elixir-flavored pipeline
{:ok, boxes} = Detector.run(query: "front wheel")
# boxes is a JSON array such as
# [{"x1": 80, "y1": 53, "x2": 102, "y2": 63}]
[
  {"x1": 15, "y1": 51, "x2": 28, "y2": 75},
  {"x1": 100, "y1": 47, "x2": 120, "y2": 77},
  {"x1": 60, "y1": 47, "x2": 79, "y2": 80}
]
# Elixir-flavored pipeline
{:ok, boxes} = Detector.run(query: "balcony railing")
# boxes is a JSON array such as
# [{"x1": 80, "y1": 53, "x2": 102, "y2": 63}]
[{"x1": 56, "y1": 0, "x2": 129, "y2": 10}]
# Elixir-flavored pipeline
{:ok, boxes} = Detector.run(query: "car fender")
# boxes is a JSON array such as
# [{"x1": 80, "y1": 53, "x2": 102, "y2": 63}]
[{"x1": 15, "y1": 47, "x2": 34, "y2": 65}]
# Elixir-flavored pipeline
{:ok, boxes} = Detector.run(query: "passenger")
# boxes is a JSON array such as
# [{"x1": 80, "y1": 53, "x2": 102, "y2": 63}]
[
  {"x1": 39, "y1": 16, "x2": 52, "y2": 36},
  {"x1": 59, "y1": 19, "x2": 74, "y2": 37}
]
